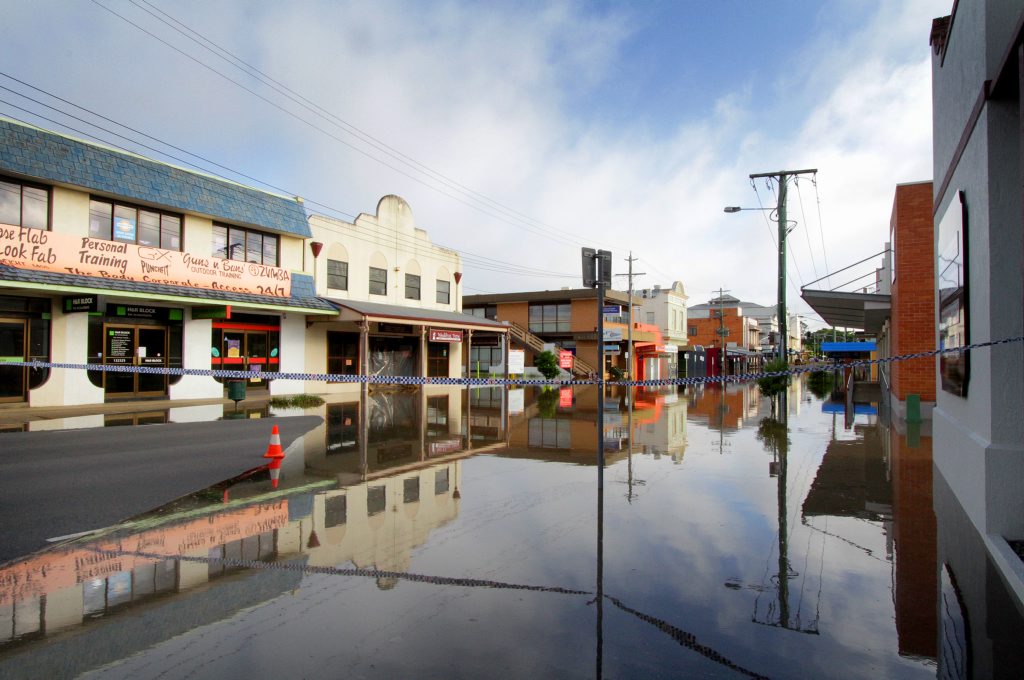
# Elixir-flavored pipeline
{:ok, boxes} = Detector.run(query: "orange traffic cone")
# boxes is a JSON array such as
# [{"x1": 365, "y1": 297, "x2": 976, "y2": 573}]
[{"x1": 264, "y1": 425, "x2": 285, "y2": 488}]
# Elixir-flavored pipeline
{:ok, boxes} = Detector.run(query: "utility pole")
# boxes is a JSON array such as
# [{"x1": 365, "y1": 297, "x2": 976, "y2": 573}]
[
  {"x1": 615, "y1": 253, "x2": 645, "y2": 380},
  {"x1": 715, "y1": 287, "x2": 729, "y2": 376},
  {"x1": 749, "y1": 169, "x2": 816, "y2": 364}
]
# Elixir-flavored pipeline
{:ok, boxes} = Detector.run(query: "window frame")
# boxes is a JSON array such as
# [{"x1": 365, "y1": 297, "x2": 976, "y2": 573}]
[
  {"x1": 327, "y1": 259, "x2": 348, "y2": 290},
  {"x1": 211, "y1": 223, "x2": 278, "y2": 265},
  {"x1": 89, "y1": 198, "x2": 182, "y2": 250},
  {"x1": 369, "y1": 267, "x2": 388, "y2": 296},
  {"x1": 405, "y1": 273, "x2": 421, "y2": 300},
  {"x1": 0, "y1": 176, "x2": 50, "y2": 230},
  {"x1": 436, "y1": 279, "x2": 451, "y2": 304}
]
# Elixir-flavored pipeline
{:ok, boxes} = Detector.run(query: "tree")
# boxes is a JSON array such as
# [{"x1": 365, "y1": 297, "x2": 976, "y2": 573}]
[{"x1": 535, "y1": 350, "x2": 561, "y2": 379}]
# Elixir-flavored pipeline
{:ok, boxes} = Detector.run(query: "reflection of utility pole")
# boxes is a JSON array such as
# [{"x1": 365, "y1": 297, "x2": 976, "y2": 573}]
[{"x1": 615, "y1": 252, "x2": 645, "y2": 381}]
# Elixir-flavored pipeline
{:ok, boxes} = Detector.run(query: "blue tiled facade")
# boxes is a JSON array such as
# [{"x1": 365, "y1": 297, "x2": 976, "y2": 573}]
[{"x1": 0, "y1": 118, "x2": 311, "y2": 237}]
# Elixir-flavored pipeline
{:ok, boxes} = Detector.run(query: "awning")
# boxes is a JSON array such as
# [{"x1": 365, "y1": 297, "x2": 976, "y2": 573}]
[
  {"x1": 324, "y1": 298, "x2": 509, "y2": 331},
  {"x1": 800, "y1": 288, "x2": 890, "y2": 333}
]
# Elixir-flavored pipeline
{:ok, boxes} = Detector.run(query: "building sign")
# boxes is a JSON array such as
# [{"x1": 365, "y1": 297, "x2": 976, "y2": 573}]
[
  {"x1": 429, "y1": 329, "x2": 463, "y2": 343},
  {"x1": 0, "y1": 224, "x2": 292, "y2": 298},
  {"x1": 655, "y1": 344, "x2": 679, "y2": 353},
  {"x1": 107, "y1": 304, "x2": 183, "y2": 322},
  {"x1": 192, "y1": 306, "x2": 232, "y2": 320},
  {"x1": 508, "y1": 349, "x2": 525, "y2": 374},
  {"x1": 63, "y1": 294, "x2": 100, "y2": 313},
  {"x1": 603, "y1": 329, "x2": 623, "y2": 342},
  {"x1": 558, "y1": 350, "x2": 574, "y2": 369},
  {"x1": 603, "y1": 344, "x2": 620, "y2": 355},
  {"x1": 602, "y1": 305, "x2": 621, "y2": 314}
]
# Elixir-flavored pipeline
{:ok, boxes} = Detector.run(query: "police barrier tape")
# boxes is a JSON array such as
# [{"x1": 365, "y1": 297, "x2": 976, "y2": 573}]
[{"x1": 6, "y1": 335, "x2": 1022, "y2": 389}]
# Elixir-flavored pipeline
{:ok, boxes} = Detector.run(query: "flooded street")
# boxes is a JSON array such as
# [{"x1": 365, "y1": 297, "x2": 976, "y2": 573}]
[{"x1": 0, "y1": 378, "x2": 1011, "y2": 678}]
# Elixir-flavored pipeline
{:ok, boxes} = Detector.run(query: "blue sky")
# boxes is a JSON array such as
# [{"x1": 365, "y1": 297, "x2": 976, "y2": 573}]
[{"x1": 0, "y1": 0, "x2": 947, "y2": 327}]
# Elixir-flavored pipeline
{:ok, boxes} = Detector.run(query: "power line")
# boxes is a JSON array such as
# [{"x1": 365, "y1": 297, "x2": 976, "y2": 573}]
[
  {"x1": 88, "y1": 0, "x2": 625, "y2": 252},
  {"x1": 0, "y1": 89, "x2": 577, "y2": 284}
]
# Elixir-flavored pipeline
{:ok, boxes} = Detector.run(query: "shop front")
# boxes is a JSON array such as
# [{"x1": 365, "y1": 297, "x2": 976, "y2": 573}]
[
  {"x1": 211, "y1": 312, "x2": 281, "y2": 387},
  {"x1": 86, "y1": 303, "x2": 183, "y2": 399},
  {"x1": 0, "y1": 294, "x2": 50, "y2": 403}
]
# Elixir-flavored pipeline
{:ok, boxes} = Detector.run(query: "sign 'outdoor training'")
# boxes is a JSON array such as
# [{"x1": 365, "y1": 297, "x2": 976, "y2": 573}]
[{"x1": 0, "y1": 224, "x2": 292, "y2": 299}]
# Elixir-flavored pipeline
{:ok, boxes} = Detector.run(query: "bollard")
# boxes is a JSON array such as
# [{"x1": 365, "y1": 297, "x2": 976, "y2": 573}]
[{"x1": 906, "y1": 393, "x2": 921, "y2": 424}]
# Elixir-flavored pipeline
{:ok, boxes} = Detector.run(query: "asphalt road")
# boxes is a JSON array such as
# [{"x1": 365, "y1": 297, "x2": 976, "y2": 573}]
[{"x1": 0, "y1": 416, "x2": 323, "y2": 565}]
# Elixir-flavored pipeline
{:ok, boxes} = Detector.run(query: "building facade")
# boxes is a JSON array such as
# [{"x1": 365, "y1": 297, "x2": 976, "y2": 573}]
[
  {"x1": 929, "y1": 0, "x2": 1024, "y2": 645},
  {"x1": 0, "y1": 118, "x2": 334, "y2": 406},
  {"x1": 635, "y1": 281, "x2": 688, "y2": 377},
  {"x1": 304, "y1": 197, "x2": 506, "y2": 389},
  {"x1": 463, "y1": 288, "x2": 665, "y2": 379},
  {"x1": 687, "y1": 295, "x2": 762, "y2": 374}
]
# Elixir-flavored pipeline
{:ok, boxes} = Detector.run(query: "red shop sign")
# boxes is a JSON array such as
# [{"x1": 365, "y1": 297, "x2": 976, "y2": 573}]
[{"x1": 429, "y1": 329, "x2": 463, "y2": 343}]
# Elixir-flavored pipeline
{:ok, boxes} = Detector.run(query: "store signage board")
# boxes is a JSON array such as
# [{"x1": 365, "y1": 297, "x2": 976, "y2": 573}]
[
  {"x1": 603, "y1": 329, "x2": 623, "y2": 342},
  {"x1": 107, "y1": 304, "x2": 183, "y2": 321},
  {"x1": 0, "y1": 224, "x2": 291, "y2": 298},
  {"x1": 63, "y1": 294, "x2": 100, "y2": 313},
  {"x1": 558, "y1": 350, "x2": 574, "y2": 369},
  {"x1": 603, "y1": 305, "x2": 621, "y2": 314},
  {"x1": 429, "y1": 329, "x2": 463, "y2": 343}
]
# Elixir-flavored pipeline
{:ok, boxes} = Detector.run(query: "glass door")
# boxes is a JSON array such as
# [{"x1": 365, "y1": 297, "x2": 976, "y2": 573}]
[
  {"x1": 104, "y1": 324, "x2": 168, "y2": 398},
  {"x1": 137, "y1": 326, "x2": 168, "y2": 396},
  {"x1": 0, "y1": 319, "x2": 27, "y2": 402}
]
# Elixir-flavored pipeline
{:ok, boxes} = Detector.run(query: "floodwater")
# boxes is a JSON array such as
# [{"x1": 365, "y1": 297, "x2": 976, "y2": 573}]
[{"x1": 0, "y1": 378, "x2": 1018, "y2": 678}]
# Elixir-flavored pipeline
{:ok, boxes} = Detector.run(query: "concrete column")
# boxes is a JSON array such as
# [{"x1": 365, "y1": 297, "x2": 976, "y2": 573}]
[{"x1": 30, "y1": 305, "x2": 103, "y2": 407}]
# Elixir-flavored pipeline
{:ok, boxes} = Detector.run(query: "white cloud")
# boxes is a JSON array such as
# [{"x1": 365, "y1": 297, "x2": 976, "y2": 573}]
[{"x1": 0, "y1": 0, "x2": 939, "y2": 321}]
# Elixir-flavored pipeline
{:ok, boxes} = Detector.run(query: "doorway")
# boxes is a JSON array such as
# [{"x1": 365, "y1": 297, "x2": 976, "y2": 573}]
[
  {"x1": 220, "y1": 329, "x2": 277, "y2": 386},
  {"x1": 0, "y1": 318, "x2": 27, "y2": 402},
  {"x1": 103, "y1": 324, "x2": 168, "y2": 398}
]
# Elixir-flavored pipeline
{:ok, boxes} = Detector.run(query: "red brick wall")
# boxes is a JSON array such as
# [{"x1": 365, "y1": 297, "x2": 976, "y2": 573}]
[{"x1": 889, "y1": 182, "x2": 936, "y2": 402}]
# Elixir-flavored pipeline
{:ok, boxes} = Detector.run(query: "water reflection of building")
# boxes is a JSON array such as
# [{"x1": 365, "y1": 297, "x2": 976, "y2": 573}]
[
  {"x1": 631, "y1": 388, "x2": 687, "y2": 461},
  {"x1": 0, "y1": 452, "x2": 466, "y2": 677},
  {"x1": 685, "y1": 383, "x2": 758, "y2": 432},
  {"x1": 302, "y1": 385, "x2": 507, "y2": 483}
]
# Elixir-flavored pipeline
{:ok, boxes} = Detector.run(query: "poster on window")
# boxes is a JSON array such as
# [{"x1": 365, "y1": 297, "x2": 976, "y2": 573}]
[
  {"x1": 936, "y1": 191, "x2": 968, "y2": 397},
  {"x1": 114, "y1": 215, "x2": 136, "y2": 241}
]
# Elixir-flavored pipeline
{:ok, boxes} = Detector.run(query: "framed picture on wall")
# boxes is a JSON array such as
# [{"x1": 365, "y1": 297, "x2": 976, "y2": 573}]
[{"x1": 936, "y1": 190, "x2": 969, "y2": 397}]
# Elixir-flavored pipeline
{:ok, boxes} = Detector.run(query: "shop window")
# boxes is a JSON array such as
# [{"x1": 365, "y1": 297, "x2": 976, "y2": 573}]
[
  {"x1": 0, "y1": 177, "x2": 49, "y2": 229},
  {"x1": 427, "y1": 342, "x2": 449, "y2": 377},
  {"x1": 327, "y1": 331, "x2": 359, "y2": 376},
  {"x1": 405, "y1": 273, "x2": 421, "y2": 300},
  {"x1": 436, "y1": 279, "x2": 450, "y2": 304},
  {"x1": 369, "y1": 267, "x2": 387, "y2": 295},
  {"x1": 212, "y1": 223, "x2": 278, "y2": 265},
  {"x1": 89, "y1": 199, "x2": 181, "y2": 250},
  {"x1": 327, "y1": 259, "x2": 348, "y2": 290}
]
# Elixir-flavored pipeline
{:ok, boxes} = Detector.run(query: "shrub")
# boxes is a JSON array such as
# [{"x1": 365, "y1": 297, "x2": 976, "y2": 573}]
[{"x1": 535, "y1": 350, "x2": 561, "y2": 379}]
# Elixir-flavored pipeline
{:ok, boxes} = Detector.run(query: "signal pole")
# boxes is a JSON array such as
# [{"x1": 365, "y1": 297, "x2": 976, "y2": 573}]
[{"x1": 749, "y1": 168, "x2": 816, "y2": 363}]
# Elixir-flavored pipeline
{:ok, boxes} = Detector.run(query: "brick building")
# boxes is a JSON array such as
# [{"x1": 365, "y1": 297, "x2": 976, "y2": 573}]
[
  {"x1": 885, "y1": 181, "x2": 936, "y2": 420},
  {"x1": 686, "y1": 295, "x2": 761, "y2": 375}
]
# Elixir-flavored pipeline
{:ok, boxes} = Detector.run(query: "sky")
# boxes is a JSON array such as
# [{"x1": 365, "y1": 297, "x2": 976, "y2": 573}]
[{"x1": 0, "y1": 0, "x2": 947, "y2": 328}]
